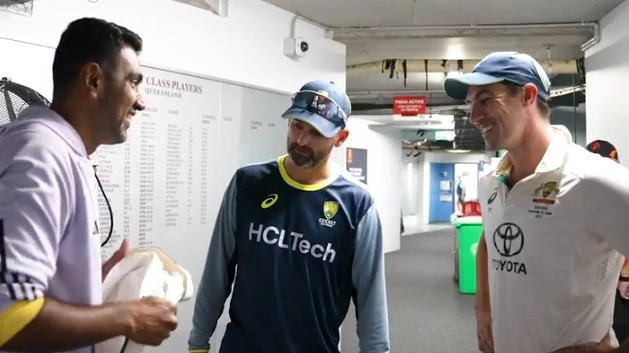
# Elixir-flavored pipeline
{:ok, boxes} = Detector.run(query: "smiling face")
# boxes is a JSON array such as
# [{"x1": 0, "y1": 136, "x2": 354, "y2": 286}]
[
  {"x1": 96, "y1": 45, "x2": 145, "y2": 145},
  {"x1": 466, "y1": 83, "x2": 528, "y2": 151}
]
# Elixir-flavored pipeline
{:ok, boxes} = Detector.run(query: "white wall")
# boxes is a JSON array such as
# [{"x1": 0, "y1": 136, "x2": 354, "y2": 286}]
[
  {"x1": 585, "y1": 0, "x2": 629, "y2": 167},
  {"x1": 401, "y1": 151, "x2": 423, "y2": 234},
  {"x1": 401, "y1": 152, "x2": 420, "y2": 214},
  {"x1": 0, "y1": 0, "x2": 345, "y2": 98},
  {"x1": 330, "y1": 119, "x2": 402, "y2": 253}
]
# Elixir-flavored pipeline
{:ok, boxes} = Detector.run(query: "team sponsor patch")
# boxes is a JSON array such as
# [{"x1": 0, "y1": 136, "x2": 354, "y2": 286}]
[
  {"x1": 492, "y1": 222, "x2": 528, "y2": 275},
  {"x1": 491, "y1": 259, "x2": 528, "y2": 275},
  {"x1": 493, "y1": 223, "x2": 524, "y2": 257},
  {"x1": 248, "y1": 222, "x2": 337, "y2": 263}
]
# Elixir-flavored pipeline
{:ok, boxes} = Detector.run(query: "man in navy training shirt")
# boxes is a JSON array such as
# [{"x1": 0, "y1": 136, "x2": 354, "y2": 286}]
[{"x1": 188, "y1": 80, "x2": 390, "y2": 353}]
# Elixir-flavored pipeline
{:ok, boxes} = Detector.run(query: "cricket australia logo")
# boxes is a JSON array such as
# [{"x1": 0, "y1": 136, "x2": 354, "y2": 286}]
[
  {"x1": 319, "y1": 201, "x2": 339, "y2": 228},
  {"x1": 532, "y1": 181, "x2": 559, "y2": 205}
]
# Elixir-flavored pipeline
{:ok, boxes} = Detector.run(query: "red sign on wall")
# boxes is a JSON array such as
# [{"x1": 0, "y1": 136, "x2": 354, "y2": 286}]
[{"x1": 393, "y1": 96, "x2": 426, "y2": 116}]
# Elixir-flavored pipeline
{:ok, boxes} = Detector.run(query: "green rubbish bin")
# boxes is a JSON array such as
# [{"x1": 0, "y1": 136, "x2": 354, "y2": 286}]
[{"x1": 453, "y1": 216, "x2": 483, "y2": 294}]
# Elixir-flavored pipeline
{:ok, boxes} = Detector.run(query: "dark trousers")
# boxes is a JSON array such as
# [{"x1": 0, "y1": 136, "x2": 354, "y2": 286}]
[{"x1": 614, "y1": 291, "x2": 629, "y2": 344}]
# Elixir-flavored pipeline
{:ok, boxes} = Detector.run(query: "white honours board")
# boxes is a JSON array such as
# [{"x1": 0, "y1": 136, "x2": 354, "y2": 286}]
[{"x1": 93, "y1": 66, "x2": 289, "y2": 352}]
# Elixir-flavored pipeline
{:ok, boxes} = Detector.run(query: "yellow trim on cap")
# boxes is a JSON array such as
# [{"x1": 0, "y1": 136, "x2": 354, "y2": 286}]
[
  {"x1": 278, "y1": 155, "x2": 337, "y2": 191},
  {"x1": 0, "y1": 297, "x2": 45, "y2": 347},
  {"x1": 189, "y1": 350, "x2": 209, "y2": 353}
]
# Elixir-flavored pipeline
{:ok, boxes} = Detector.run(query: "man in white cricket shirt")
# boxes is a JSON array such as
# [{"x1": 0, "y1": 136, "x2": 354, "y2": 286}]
[{"x1": 444, "y1": 51, "x2": 629, "y2": 353}]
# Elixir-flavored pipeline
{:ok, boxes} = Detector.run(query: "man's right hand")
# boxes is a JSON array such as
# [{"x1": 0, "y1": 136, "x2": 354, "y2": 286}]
[
  {"x1": 125, "y1": 297, "x2": 178, "y2": 346},
  {"x1": 618, "y1": 281, "x2": 629, "y2": 300},
  {"x1": 476, "y1": 306, "x2": 494, "y2": 353},
  {"x1": 475, "y1": 234, "x2": 493, "y2": 353}
]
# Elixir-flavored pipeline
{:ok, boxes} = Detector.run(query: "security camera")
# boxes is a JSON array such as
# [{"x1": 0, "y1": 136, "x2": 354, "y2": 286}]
[
  {"x1": 284, "y1": 37, "x2": 309, "y2": 57},
  {"x1": 299, "y1": 40, "x2": 309, "y2": 53}
]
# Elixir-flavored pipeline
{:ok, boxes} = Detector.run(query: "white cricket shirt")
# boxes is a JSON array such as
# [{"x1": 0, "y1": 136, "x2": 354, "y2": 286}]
[{"x1": 480, "y1": 126, "x2": 629, "y2": 353}]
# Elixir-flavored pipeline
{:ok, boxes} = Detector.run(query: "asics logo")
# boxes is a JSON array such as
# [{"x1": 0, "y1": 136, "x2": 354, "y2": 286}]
[{"x1": 261, "y1": 193, "x2": 279, "y2": 209}]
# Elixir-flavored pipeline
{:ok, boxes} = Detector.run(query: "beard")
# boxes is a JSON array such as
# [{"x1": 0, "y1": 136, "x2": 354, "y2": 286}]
[
  {"x1": 102, "y1": 117, "x2": 129, "y2": 145},
  {"x1": 97, "y1": 91, "x2": 131, "y2": 145},
  {"x1": 287, "y1": 142, "x2": 326, "y2": 168}
]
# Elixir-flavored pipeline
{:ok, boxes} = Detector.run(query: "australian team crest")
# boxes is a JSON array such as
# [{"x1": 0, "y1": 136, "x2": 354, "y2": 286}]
[
  {"x1": 323, "y1": 201, "x2": 339, "y2": 220},
  {"x1": 541, "y1": 182, "x2": 558, "y2": 198},
  {"x1": 532, "y1": 181, "x2": 559, "y2": 205},
  {"x1": 320, "y1": 201, "x2": 339, "y2": 228}
]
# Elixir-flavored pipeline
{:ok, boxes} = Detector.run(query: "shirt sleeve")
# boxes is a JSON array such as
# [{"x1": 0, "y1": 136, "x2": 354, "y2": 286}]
[
  {"x1": 352, "y1": 203, "x2": 390, "y2": 353},
  {"x1": 0, "y1": 128, "x2": 71, "y2": 344},
  {"x1": 581, "y1": 158, "x2": 629, "y2": 255},
  {"x1": 188, "y1": 174, "x2": 238, "y2": 352},
  {"x1": 0, "y1": 128, "x2": 71, "y2": 304}
]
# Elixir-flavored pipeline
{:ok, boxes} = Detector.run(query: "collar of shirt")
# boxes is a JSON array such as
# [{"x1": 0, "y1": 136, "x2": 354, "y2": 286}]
[{"x1": 492, "y1": 125, "x2": 572, "y2": 185}]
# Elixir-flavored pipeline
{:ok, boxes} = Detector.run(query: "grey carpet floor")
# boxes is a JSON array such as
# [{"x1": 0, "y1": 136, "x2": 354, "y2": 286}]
[{"x1": 341, "y1": 228, "x2": 478, "y2": 353}]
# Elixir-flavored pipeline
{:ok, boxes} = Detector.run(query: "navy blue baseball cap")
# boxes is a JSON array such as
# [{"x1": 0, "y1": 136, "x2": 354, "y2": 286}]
[
  {"x1": 444, "y1": 51, "x2": 551, "y2": 102},
  {"x1": 281, "y1": 80, "x2": 351, "y2": 138}
]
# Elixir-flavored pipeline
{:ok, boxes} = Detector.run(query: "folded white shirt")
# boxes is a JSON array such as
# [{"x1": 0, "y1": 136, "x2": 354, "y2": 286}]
[{"x1": 96, "y1": 247, "x2": 193, "y2": 353}]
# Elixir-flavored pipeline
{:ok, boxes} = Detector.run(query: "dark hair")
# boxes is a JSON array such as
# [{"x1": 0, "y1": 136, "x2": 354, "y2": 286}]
[
  {"x1": 503, "y1": 81, "x2": 550, "y2": 118},
  {"x1": 52, "y1": 17, "x2": 142, "y2": 92}
]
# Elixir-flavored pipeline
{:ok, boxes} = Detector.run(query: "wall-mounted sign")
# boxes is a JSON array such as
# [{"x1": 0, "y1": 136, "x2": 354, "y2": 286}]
[
  {"x1": 346, "y1": 147, "x2": 367, "y2": 184},
  {"x1": 393, "y1": 96, "x2": 426, "y2": 116}
]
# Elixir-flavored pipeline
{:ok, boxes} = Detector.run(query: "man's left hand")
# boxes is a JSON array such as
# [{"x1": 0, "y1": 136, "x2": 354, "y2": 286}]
[{"x1": 102, "y1": 239, "x2": 129, "y2": 280}]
